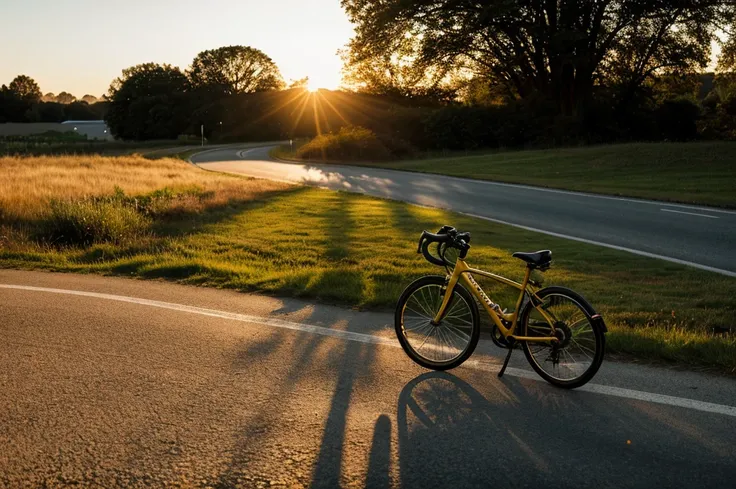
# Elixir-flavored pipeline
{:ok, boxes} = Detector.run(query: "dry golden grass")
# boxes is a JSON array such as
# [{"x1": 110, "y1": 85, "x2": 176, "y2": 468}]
[{"x1": 0, "y1": 154, "x2": 289, "y2": 221}]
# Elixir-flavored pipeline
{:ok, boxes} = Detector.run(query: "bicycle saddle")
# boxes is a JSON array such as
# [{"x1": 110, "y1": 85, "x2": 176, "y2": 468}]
[{"x1": 512, "y1": 250, "x2": 552, "y2": 269}]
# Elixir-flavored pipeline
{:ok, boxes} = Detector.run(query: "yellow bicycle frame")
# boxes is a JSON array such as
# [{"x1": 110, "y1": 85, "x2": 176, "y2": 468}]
[{"x1": 432, "y1": 258, "x2": 558, "y2": 343}]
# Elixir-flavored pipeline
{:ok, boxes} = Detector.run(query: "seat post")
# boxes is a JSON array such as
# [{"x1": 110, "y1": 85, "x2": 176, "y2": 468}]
[
  {"x1": 520, "y1": 266, "x2": 532, "y2": 290},
  {"x1": 512, "y1": 266, "x2": 533, "y2": 317}
]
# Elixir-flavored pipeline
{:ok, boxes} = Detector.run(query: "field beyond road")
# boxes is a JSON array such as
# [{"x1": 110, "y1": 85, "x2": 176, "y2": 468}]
[
  {"x1": 275, "y1": 141, "x2": 736, "y2": 209},
  {"x1": 0, "y1": 154, "x2": 734, "y2": 372}
]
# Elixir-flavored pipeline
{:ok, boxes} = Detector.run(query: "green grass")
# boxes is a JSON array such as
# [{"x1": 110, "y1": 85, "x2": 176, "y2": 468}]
[
  {"x1": 0, "y1": 132, "x2": 210, "y2": 157},
  {"x1": 3, "y1": 184, "x2": 735, "y2": 373},
  {"x1": 273, "y1": 141, "x2": 736, "y2": 208}
]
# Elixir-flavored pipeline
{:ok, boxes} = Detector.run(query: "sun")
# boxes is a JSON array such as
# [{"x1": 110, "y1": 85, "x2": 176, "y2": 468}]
[
  {"x1": 306, "y1": 78, "x2": 320, "y2": 92},
  {"x1": 305, "y1": 73, "x2": 341, "y2": 92}
]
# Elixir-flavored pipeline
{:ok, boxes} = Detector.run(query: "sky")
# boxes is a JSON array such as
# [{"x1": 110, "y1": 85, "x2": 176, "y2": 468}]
[{"x1": 0, "y1": 0, "x2": 355, "y2": 97}]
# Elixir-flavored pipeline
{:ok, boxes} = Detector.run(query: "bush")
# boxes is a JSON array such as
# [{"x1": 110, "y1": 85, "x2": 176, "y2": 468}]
[
  {"x1": 422, "y1": 106, "x2": 495, "y2": 150},
  {"x1": 655, "y1": 98, "x2": 700, "y2": 141},
  {"x1": 296, "y1": 126, "x2": 394, "y2": 161},
  {"x1": 41, "y1": 198, "x2": 151, "y2": 246}
]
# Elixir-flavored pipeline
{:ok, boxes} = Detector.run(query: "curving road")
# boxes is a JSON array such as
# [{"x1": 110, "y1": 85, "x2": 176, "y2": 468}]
[
  {"x1": 193, "y1": 146, "x2": 736, "y2": 277},
  {"x1": 2, "y1": 270, "x2": 735, "y2": 488}
]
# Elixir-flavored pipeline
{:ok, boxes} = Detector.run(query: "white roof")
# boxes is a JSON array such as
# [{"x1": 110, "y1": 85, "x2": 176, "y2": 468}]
[{"x1": 61, "y1": 120, "x2": 106, "y2": 125}]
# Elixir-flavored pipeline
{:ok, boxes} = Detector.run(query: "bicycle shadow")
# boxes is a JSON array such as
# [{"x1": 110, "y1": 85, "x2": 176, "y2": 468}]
[
  {"x1": 394, "y1": 370, "x2": 736, "y2": 489},
  {"x1": 396, "y1": 371, "x2": 529, "y2": 488}
]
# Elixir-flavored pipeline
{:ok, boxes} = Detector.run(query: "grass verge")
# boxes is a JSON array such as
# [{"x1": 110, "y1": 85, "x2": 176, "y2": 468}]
[
  {"x1": 0, "y1": 134, "x2": 194, "y2": 157},
  {"x1": 1, "y1": 155, "x2": 734, "y2": 372},
  {"x1": 273, "y1": 141, "x2": 736, "y2": 208}
]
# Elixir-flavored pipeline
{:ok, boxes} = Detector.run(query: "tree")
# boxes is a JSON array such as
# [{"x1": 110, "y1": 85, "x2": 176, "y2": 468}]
[
  {"x1": 288, "y1": 76, "x2": 309, "y2": 89},
  {"x1": 0, "y1": 85, "x2": 25, "y2": 122},
  {"x1": 458, "y1": 76, "x2": 517, "y2": 107},
  {"x1": 650, "y1": 73, "x2": 702, "y2": 103},
  {"x1": 55, "y1": 92, "x2": 76, "y2": 104},
  {"x1": 342, "y1": 0, "x2": 736, "y2": 115},
  {"x1": 188, "y1": 45, "x2": 285, "y2": 95},
  {"x1": 42, "y1": 92, "x2": 56, "y2": 102},
  {"x1": 341, "y1": 48, "x2": 458, "y2": 103},
  {"x1": 81, "y1": 94, "x2": 98, "y2": 104},
  {"x1": 105, "y1": 63, "x2": 191, "y2": 140},
  {"x1": 65, "y1": 101, "x2": 99, "y2": 120},
  {"x1": 25, "y1": 102, "x2": 66, "y2": 122},
  {"x1": 717, "y1": 16, "x2": 736, "y2": 72},
  {"x1": 8, "y1": 75, "x2": 41, "y2": 102}
]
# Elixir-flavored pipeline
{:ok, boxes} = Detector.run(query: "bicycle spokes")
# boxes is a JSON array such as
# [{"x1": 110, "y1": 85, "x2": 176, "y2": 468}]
[
  {"x1": 524, "y1": 295, "x2": 599, "y2": 382},
  {"x1": 402, "y1": 284, "x2": 475, "y2": 364}
]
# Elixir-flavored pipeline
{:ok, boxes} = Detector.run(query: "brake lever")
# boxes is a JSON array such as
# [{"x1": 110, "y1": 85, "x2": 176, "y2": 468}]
[{"x1": 417, "y1": 231, "x2": 429, "y2": 253}]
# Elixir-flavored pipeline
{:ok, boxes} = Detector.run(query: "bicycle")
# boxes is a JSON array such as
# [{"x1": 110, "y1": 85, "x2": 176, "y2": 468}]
[{"x1": 395, "y1": 225, "x2": 607, "y2": 389}]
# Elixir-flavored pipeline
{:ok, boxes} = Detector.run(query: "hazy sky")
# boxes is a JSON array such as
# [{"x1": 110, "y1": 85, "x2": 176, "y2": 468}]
[{"x1": 0, "y1": 0, "x2": 355, "y2": 97}]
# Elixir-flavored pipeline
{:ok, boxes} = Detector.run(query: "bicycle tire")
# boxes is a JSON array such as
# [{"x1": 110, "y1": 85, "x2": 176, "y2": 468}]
[
  {"x1": 520, "y1": 286, "x2": 605, "y2": 389},
  {"x1": 395, "y1": 275, "x2": 480, "y2": 370}
]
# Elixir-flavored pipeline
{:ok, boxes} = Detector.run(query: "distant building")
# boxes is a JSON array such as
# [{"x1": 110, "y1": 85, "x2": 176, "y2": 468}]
[
  {"x1": 61, "y1": 120, "x2": 113, "y2": 141},
  {"x1": 0, "y1": 120, "x2": 114, "y2": 141}
]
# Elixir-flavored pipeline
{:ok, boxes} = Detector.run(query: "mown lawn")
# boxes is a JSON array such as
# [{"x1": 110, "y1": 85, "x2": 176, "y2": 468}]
[
  {"x1": 274, "y1": 141, "x2": 736, "y2": 208},
  {"x1": 1, "y1": 154, "x2": 734, "y2": 372}
]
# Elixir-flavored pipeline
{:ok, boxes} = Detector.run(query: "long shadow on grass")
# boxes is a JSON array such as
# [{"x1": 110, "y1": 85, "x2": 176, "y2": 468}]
[
  {"x1": 308, "y1": 191, "x2": 365, "y2": 303},
  {"x1": 148, "y1": 186, "x2": 311, "y2": 239}
]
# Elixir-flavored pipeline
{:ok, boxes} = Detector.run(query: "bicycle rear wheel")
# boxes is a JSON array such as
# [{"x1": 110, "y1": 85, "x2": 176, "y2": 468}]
[
  {"x1": 395, "y1": 276, "x2": 480, "y2": 370},
  {"x1": 520, "y1": 286, "x2": 605, "y2": 389}
]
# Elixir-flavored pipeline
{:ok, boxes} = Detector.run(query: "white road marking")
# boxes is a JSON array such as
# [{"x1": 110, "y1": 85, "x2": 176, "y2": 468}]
[
  {"x1": 236, "y1": 149, "x2": 259, "y2": 159},
  {"x1": 661, "y1": 208, "x2": 719, "y2": 219},
  {"x1": 188, "y1": 143, "x2": 284, "y2": 163},
  {"x1": 460, "y1": 212, "x2": 736, "y2": 278},
  {"x1": 3, "y1": 283, "x2": 735, "y2": 418}
]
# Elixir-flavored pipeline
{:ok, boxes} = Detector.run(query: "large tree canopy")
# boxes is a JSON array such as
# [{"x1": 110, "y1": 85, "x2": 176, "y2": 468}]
[
  {"x1": 188, "y1": 45, "x2": 285, "y2": 95},
  {"x1": 718, "y1": 18, "x2": 736, "y2": 72},
  {"x1": 106, "y1": 63, "x2": 191, "y2": 140},
  {"x1": 341, "y1": 47, "x2": 459, "y2": 103},
  {"x1": 342, "y1": 0, "x2": 736, "y2": 113},
  {"x1": 55, "y1": 91, "x2": 76, "y2": 104},
  {"x1": 8, "y1": 75, "x2": 41, "y2": 102}
]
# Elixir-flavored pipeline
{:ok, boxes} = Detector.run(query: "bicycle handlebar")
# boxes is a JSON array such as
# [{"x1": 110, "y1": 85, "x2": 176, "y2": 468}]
[{"x1": 417, "y1": 226, "x2": 471, "y2": 266}]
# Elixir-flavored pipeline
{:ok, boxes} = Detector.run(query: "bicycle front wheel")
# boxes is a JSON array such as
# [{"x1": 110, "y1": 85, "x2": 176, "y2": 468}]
[
  {"x1": 395, "y1": 276, "x2": 480, "y2": 370},
  {"x1": 520, "y1": 286, "x2": 605, "y2": 389}
]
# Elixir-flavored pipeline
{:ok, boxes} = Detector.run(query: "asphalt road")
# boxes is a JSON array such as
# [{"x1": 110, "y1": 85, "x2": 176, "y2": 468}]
[
  {"x1": 193, "y1": 146, "x2": 736, "y2": 276},
  {"x1": 2, "y1": 270, "x2": 735, "y2": 488}
]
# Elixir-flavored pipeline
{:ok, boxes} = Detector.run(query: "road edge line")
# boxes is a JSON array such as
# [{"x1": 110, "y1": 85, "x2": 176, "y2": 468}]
[
  {"x1": 2, "y1": 283, "x2": 735, "y2": 418},
  {"x1": 460, "y1": 212, "x2": 736, "y2": 278}
]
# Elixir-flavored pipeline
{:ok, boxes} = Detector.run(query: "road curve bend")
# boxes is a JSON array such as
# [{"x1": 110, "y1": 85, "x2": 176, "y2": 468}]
[{"x1": 192, "y1": 146, "x2": 736, "y2": 277}]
